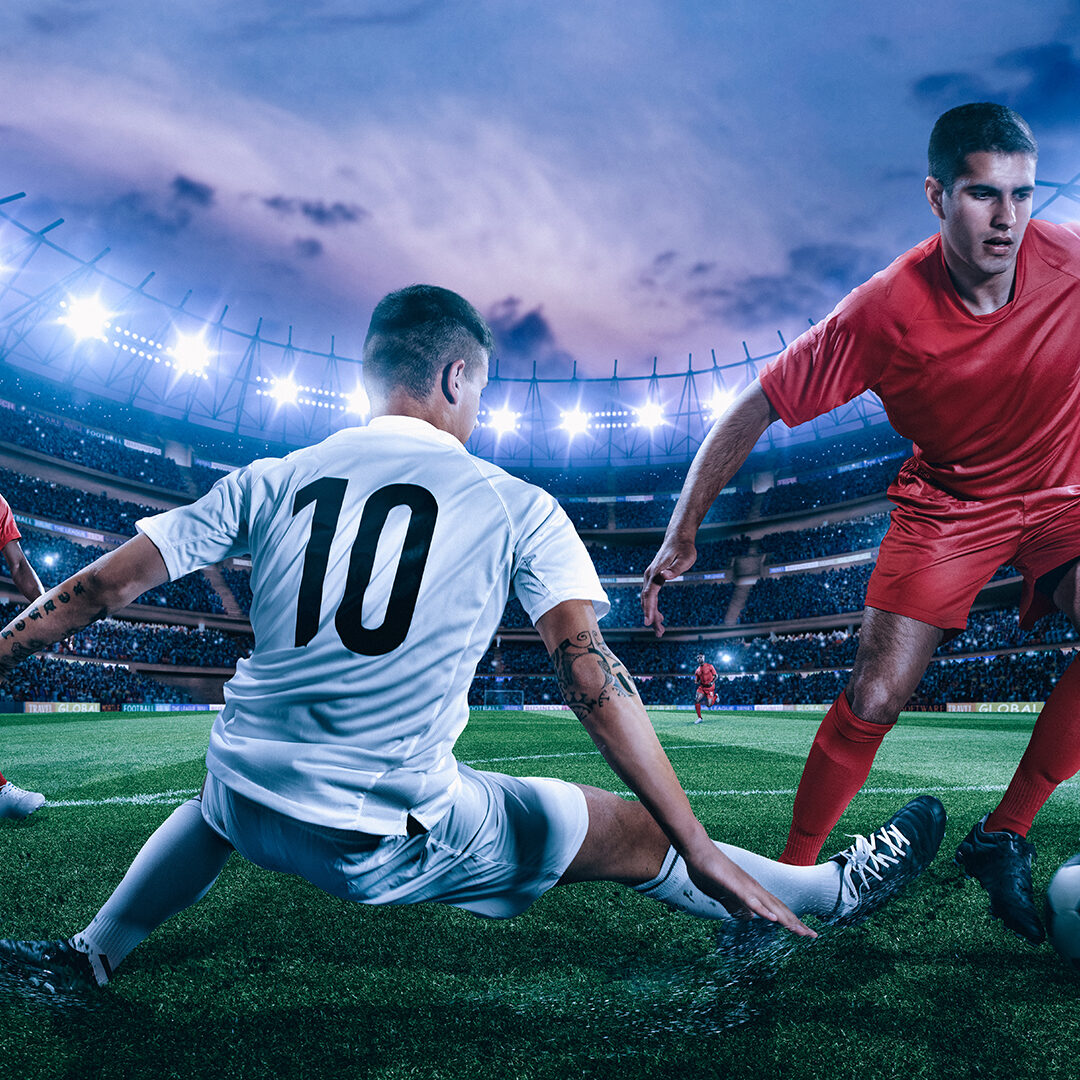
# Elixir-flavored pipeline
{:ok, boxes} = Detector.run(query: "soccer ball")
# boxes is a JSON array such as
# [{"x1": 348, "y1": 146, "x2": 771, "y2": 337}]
[{"x1": 1046, "y1": 852, "x2": 1080, "y2": 970}]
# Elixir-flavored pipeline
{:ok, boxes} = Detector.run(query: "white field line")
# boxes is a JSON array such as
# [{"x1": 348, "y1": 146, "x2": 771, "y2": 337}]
[
  {"x1": 40, "y1": 782, "x2": 1079, "y2": 810},
  {"x1": 47, "y1": 788, "x2": 200, "y2": 808}
]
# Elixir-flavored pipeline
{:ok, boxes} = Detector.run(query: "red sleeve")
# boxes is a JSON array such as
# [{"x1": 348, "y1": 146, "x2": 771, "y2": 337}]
[
  {"x1": 758, "y1": 245, "x2": 930, "y2": 428},
  {"x1": 0, "y1": 495, "x2": 20, "y2": 549}
]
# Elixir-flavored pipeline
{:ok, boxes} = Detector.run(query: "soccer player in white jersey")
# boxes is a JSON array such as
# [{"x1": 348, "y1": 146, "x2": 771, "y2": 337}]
[{"x1": 0, "y1": 286, "x2": 945, "y2": 995}]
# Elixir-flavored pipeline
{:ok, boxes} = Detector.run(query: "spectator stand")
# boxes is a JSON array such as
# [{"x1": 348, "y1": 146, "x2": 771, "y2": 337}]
[{"x1": 0, "y1": 399, "x2": 193, "y2": 504}]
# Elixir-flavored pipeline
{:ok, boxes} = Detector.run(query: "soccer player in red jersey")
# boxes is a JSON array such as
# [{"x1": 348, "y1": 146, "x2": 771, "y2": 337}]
[
  {"x1": 0, "y1": 492, "x2": 46, "y2": 821},
  {"x1": 693, "y1": 653, "x2": 718, "y2": 722},
  {"x1": 643, "y1": 103, "x2": 1080, "y2": 944}
]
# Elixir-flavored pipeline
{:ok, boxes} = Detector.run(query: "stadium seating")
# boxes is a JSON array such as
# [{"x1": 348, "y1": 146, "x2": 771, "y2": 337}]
[
  {"x1": 760, "y1": 514, "x2": 889, "y2": 563},
  {"x1": 0, "y1": 405, "x2": 190, "y2": 490},
  {"x1": 0, "y1": 396, "x2": 1067, "y2": 714},
  {"x1": 220, "y1": 566, "x2": 254, "y2": 615},
  {"x1": 739, "y1": 565, "x2": 875, "y2": 623},
  {"x1": 2, "y1": 653, "x2": 193, "y2": 705},
  {"x1": 758, "y1": 459, "x2": 905, "y2": 517}
]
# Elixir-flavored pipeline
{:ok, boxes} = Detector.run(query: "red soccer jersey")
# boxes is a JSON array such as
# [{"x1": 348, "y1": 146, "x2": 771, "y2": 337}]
[
  {"x1": 695, "y1": 663, "x2": 716, "y2": 687},
  {"x1": 759, "y1": 220, "x2": 1080, "y2": 499},
  {"x1": 0, "y1": 494, "x2": 20, "y2": 549}
]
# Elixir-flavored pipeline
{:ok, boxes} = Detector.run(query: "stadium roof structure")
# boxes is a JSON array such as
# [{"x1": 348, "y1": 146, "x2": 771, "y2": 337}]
[{"x1": 0, "y1": 176, "x2": 1076, "y2": 468}]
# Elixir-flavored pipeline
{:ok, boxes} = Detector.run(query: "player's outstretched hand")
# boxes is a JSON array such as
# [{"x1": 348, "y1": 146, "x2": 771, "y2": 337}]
[
  {"x1": 686, "y1": 845, "x2": 817, "y2": 939},
  {"x1": 641, "y1": 536, "x2": 697, "y2": 637}
]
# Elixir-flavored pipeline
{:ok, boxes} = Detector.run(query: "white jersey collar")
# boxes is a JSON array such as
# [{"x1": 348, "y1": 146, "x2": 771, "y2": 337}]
[{"x1": 365, "y1": 414, "x2": 464, "y2": 450}]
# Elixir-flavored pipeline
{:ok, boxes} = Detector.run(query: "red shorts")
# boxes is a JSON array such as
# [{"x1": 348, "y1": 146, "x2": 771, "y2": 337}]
[
  {"x1": 866, "y1": 462, "x2": 1080, "y2": 633},
  {"x1": 697, "y1": 685, "x2": 717, "y2": 703}
]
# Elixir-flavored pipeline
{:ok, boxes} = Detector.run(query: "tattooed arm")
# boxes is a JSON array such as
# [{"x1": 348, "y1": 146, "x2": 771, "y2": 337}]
[
  {"x1": 534, "y1": 599, "x2": 811, "y2": 934},
  {"x1": 536, "y1": 599, "x2": 731, "y2": 874},
  {"x1": 0, "y1": 534, "x2": 169, "y2": 678}
]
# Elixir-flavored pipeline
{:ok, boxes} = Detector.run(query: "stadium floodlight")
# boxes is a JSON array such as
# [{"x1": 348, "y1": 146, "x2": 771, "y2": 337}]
[
  {"x1": 344, "y1": 386, "x2": 370, "y2": 417},
  {"x1": 707, "y1": 389, "x2": 736, "y2": 419},
  {"x1": 61, "y1": 296, "x2": 111, "y2": 342},
  {"x1": 268, "y1": 375, "x2": 299, "y2": 407},
  {"x1": 635, "y1": 400, "x2": 664, "y2": 430},
  {"x1": 169, "y1": 333, "x2": 213, "y2": 376},
  {"x1": 560, "y1": 408, "x2": 589, "y2": 437},
  {"x1": 489, "y1": 406, "x2": 519, "y2": 435},
  {"x1": 43, "y1": 553, "x2": 57, "y2": 568},
  {"x1": 721, "y1": 652, "x2": 732, "y2": 664}
]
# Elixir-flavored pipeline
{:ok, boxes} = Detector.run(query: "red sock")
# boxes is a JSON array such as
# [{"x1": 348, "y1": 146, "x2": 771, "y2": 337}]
[
  {"x1": 779, "y1": 692, "x2": 893, "y2": 865},
  {"x1": 695, "y1": 702, "x2": 702, "y2": 719},
  {"x1": 985, "y1": 657, "x2": 1080, "y2": 837},
  {"x1": 0, "y1": 772, "x2": 5, "y2": 786}
]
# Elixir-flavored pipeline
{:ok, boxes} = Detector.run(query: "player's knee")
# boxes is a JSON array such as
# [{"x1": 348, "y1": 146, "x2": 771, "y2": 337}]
[{"x1": 846, "y1": 673, "x2": 905, "y2": 725}]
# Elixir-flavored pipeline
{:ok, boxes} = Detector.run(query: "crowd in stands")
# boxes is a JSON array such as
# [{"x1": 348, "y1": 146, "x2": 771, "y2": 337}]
[
  {"x1": 764, "y1": 427, "x2": 909, "y2": 477},
  {"x1": 0, "y1": 391, "x2": 1071, "y2": 711},
  {"x1": 611, "y1": 498, "x2": 677, "y2": 529},
  {"x1": 559, "y1": 501, "x2": 610, "y2": 530},
  {"x1": 134, "y1": 576, "x2": 226, "y2": 615},
  {"x1": 940, "y1": 608, "x2": 1078, "y2": 653},
  {"x1": 15, "y1": 529, "x2": 225, "y2": 614},
  {"x1": 2, "y1": 654, "x2": 192, "y2": 706},
  {"x1": 585, "y1": 535, "x2": 746, "y2": 576},
  {"x1": 56, "y1": 619, "x2": 251, "y2": 667},
  {"x1": 606, "y1": 583, "x2": 735, "y2": 629},
  {"x1": 740, "y1": 565, "x2": 875, "y2": 623},
  {"x1": 501, "y1": 583, "x2": 733, "y2": 631},
  {"x1": 0, "y1": 465, "x2": 164, "y2": 537},
  {"x1": 0, "y1": 405, "x2": 190, "y2": 491},
  {"x1": 189, "y1": 462, "x2": 232, "y2": 493},
  {"x1": 0, "y1": 601, "x2": 251, "y2": 667},
  {"x1": 758, "y1": 459, "x2": 904, "y2": 517},
  {"x1": 510, "y1": 463, "x2": 693, "y2": 497},
  {"x1": 220, "y1": 566, "x2": 253, "y2": 615},
  {"x1": 702, "y1": 490, "x2": 757, "y2": 524},
  {"x1": 760, "y1": 514, "x2": 889, "y2": 564},
  {"x1": 471, "y1": 647, "x2": 1075, "y2": 710}
]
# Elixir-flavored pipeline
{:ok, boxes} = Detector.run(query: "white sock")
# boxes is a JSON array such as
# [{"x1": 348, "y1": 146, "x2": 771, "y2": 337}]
[
  {"x1": 634, "y1": 842, "x2": 842, "y2": 919},
  {"x1": 73, "y1": 798, "x2": 232, "y2": 975}
]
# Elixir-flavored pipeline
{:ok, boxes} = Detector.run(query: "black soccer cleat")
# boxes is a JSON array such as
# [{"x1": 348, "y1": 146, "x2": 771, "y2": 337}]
[
  {"x1": 825, "y1": 795, "x2": 947, "y2": 925},
  {"x1": 0, "y1": 938, "x2": 109, "y2": 1001},
  {"x1": 954, "y1": 815, "x2": 1045, "y2": 945}
]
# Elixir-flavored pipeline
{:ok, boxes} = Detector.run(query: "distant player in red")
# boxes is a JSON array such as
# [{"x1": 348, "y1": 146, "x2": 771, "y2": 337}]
[
  {"x1": 693, "y1": 653, "x2": 718, "y2": 722},
  {"x1": 644, "y1": 103, "x2": 1080, "y2": 945},
  {"x1": 0, "y1": 492, "x2": 46, "y2": 820}
]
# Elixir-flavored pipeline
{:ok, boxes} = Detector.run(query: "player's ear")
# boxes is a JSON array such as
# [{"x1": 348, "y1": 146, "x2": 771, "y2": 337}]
[
  {"x1": 441, "y1": 359, "x2": 467, "y2": 405},
  {"x1": 925, "y1": 176, "x2": 946, "y2": 221}
]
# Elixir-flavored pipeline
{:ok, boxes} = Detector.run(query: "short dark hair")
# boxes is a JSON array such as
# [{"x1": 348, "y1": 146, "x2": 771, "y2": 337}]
[
  {"x1": 928, "y1": 103, "x2": 1038, "y2": 191},
  {"x1": 363, "y1": 285, "x2": 495, "y2": 400}
]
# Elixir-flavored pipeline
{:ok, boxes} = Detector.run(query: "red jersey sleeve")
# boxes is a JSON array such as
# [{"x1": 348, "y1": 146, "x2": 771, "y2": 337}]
[
  {"x1": 0, "y1": 494, "x2": 21, "y2": 549},
  {"x1": 758, "y1": 242, "x2": 934, "y2": 428}
]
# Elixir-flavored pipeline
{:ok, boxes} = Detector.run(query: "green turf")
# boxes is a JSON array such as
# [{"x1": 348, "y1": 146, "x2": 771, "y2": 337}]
[{"x1": 2, "y1": 708, "x2": 1079, "y2": 1080}]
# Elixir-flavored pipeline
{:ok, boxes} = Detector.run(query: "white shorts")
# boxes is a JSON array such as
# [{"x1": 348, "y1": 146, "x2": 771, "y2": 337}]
[{"x1": 200, "y1": 764, "x2": 589, "y2": 918}]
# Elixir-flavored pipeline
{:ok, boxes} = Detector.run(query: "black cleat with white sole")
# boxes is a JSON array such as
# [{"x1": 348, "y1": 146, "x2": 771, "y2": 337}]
[
  {"x1": 954, "y1": 815, "x2": 1045, "y2": 945},
  {"x1": 825, "y1": 795, "x2": 947, "y2": 926}
]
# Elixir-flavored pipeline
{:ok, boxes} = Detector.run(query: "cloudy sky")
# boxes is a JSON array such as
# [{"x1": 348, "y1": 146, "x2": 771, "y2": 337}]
[{"x1": 2, "y1": 1, "x2": 1079, "y2": 377}]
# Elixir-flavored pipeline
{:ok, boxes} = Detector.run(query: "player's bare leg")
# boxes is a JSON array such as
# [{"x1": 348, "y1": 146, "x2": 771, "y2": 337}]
[
  {"x1": 958, "y1": 560, "x2": 1080, "y2": 944},
  {"x1": 559, "y1": 783, "x2": 945, "y2": 927},
  {"x1": 779, "y1": 607, "x2": 943, "y2": 864}
]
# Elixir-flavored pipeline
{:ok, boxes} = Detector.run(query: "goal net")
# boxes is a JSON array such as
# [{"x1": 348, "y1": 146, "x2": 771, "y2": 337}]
[{"x1": 482, "y1": 688, "x2": 525, "y2": 711}]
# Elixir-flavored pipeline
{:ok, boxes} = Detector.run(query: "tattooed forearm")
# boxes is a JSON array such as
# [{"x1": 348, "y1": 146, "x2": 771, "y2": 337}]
[
  {"x1": 550, "y1": 630, "x2": 638, "y2": 721},
  {"x1": 0, "y1": 575, "x2": 109, "y2": 677}
]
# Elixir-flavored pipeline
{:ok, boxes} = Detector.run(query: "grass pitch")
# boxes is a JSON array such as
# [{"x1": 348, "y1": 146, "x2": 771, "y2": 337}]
[{"x1": 2, "y1": 706, "x2": 1080, "y2": 1080}]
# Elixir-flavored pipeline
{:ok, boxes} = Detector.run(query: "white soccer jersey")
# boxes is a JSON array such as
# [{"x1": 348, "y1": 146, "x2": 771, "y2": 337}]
[{"x1": 136, "y1": 415, "x2": 608, "y2": 834}]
